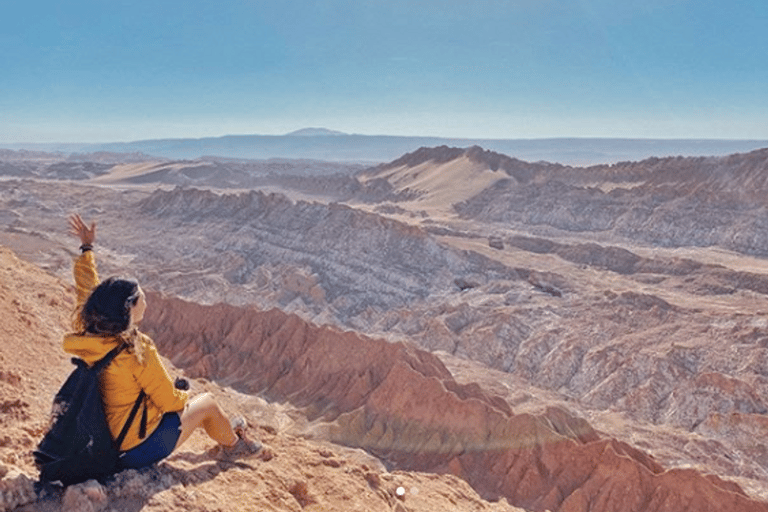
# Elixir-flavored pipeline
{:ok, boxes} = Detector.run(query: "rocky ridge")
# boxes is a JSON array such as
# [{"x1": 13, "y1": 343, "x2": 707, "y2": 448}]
[
  {"x1": 134, "y1": 186, "x2": 521, "y2": 318},
  {"x1": 142, "y1": 291, "x2": 768, "y2": 512},
  {"x1": 452, "y1": 147, "x2": 768, "y2": 256},
  {"x1": 361, "y1": 145, "x2": 566, "y2": 184}
]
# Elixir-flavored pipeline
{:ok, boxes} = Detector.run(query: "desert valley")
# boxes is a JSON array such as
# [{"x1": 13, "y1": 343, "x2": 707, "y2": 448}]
[{"x1": 2, "y1": 143, "x2": 768, "y2": 511}]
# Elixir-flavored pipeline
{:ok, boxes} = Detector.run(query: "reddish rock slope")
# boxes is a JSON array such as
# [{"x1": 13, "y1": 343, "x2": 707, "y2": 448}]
[{"x1": 144, "y1": 292, "x2": 768, "y2": 512}]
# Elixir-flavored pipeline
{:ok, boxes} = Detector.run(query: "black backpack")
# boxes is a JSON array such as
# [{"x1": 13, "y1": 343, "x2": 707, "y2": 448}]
[{"x1": 34, "y1": 344, "x2": 146, "y2": 486}]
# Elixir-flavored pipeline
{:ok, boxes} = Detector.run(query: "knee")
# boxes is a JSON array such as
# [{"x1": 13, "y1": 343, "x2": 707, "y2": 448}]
[
  {"x1": 182, "y1": 393, "x2": 221, "y2": 426},
  {"x1": 199, "y1": 392, "x2": 218, "y2": 409},
  {"x1": 193, "y1": 392, "x2": 225, "y2": 414},
  {"x1": 196, "y1": 392, "x2": 215, "y2": 405}
]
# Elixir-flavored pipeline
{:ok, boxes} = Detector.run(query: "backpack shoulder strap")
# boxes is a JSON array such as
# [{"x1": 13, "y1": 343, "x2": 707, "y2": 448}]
[
  {"x1": 91, "y1": 343, "x2": 126, "y2": 373},
  {"x1": 87, "y1": 342, "x2": 147, "y2": 451},
  {"x1": 114, "y1": 390, "x2": 147, "y2": 450}
]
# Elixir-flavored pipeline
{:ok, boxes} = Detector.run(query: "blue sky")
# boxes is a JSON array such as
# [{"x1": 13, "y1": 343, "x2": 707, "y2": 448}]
[{"x1": 1, "y1": 0, "x2": 767, "y2": 142}]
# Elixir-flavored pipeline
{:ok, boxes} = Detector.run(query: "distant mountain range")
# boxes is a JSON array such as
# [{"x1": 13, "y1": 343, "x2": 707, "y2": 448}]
[{"x1": 3, "y1": 129, "x2": 768, "y2": 165}]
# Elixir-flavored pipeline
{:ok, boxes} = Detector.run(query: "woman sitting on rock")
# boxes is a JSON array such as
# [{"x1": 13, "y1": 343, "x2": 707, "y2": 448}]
[{"x1": 64, "y1": 214, "x2": 261, "y2": 469}]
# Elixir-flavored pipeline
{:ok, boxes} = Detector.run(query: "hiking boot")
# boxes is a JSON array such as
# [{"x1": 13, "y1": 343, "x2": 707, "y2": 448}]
[
  {"x1": 222, "y1": 434, "x2": 263, "y2": 458},
  {"x1": 209, "y1": 417, "x2": 262, "y2": 460},
  {"x1": 230, "y1": 417, "x2": 248, "y2": 438}
]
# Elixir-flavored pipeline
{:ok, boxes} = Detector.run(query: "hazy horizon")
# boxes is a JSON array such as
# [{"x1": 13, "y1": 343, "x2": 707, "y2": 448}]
[
  {"x1": 2, "y1": 1, "x2": 767, "y2": 144},
  {"x1": 4, "y1": 128, "x2": 768, "y2": 147}
]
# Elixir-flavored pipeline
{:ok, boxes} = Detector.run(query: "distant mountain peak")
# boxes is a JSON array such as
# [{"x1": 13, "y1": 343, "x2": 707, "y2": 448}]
[{"x1": 286, "y1": 127, "x2": 347, "y2": 137}]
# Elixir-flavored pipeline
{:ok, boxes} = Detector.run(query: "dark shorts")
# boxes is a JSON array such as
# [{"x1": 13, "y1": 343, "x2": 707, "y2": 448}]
[{"x1": 117, "y1": 412, "x2": 182, "y2": 469}]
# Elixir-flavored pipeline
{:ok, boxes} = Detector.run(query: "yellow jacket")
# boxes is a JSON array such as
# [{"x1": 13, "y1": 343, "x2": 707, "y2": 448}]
[{"x1": 62, "y1": 251, "x2": 188, "y2": 451}]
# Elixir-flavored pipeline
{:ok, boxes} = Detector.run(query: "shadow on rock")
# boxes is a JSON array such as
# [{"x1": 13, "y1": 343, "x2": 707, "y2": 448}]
[{"x1": 23, "y1": 449, "x2": 266, "y2": 512}]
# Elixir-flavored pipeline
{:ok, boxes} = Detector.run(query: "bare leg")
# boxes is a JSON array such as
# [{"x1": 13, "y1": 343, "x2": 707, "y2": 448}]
[{"x1": 174, "y1": 393, "x2": 238, "y2": 450}]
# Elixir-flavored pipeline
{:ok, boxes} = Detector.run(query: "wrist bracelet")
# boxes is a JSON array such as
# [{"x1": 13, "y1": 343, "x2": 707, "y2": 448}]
[{"x1": 80, "y1": 243, "x2": 93, "y2": 253}]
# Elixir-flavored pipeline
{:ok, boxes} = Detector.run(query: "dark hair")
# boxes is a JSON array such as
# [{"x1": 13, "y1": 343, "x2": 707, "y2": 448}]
[{"x1": 80, "y1": 277, "x2": 141, "y2": 335}]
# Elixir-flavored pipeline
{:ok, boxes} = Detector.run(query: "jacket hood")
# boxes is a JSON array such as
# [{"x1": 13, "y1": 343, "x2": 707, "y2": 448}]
[{"x1": 63, "y1": 333, "x2": 121, "y2": 366}]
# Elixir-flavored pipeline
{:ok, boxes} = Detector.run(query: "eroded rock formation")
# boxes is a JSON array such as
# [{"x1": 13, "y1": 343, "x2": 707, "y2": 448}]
[
  {"x1": 4, "y1": 146, "x2": 768, "y2": 505},
  {"x1": 143, "y1": 292, "x2": 768, "y2": 512},
  {"x1": 135, "y1": 186, "x2": 521, "y2": 316},
  {"x1": 454, "y1": 147, "x2": 768, "y2": 256},
  {"x1": 4, "y1": 168, "x2": 768, "y2": 494}
]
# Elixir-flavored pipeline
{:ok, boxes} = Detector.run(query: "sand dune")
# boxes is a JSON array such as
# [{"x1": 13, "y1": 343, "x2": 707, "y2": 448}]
[{"x1": 358, "y1": 154, "x2": 508, "y2": 209}]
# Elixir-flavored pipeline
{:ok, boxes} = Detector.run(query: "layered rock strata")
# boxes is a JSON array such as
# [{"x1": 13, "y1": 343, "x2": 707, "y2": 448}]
[
  {"x1": 452, "y1": 147, "x2": 768, "y2": 256},
  {"x1": 143, "y1": 292, "x2": 768, "y2": 512},
  {"x1": 135, "y1": 186, "x2": 521, "y2": 316}
]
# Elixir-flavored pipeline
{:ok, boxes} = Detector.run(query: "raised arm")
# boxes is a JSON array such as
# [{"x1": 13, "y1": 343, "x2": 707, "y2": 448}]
[
  {"x1": 68, "y1": 214, "x2": 99, "y2": 309},
  {"x1": 69, "y1": 214, "x2": 96, "y2": 248}
]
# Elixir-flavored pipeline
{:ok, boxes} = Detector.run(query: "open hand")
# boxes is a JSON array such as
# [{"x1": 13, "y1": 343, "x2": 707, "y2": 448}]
[{"x1": 68, "y1": 214, "x2": 97, "y2": 246}]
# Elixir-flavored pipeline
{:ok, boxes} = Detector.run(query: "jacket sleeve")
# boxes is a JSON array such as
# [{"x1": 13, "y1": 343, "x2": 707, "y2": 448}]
[
  {"x1": 74, "y1": 250, "x2": 99, "y2": 310},
  {"x1": 134, "y1": 338, "x2": 188, "y2": 413}
]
